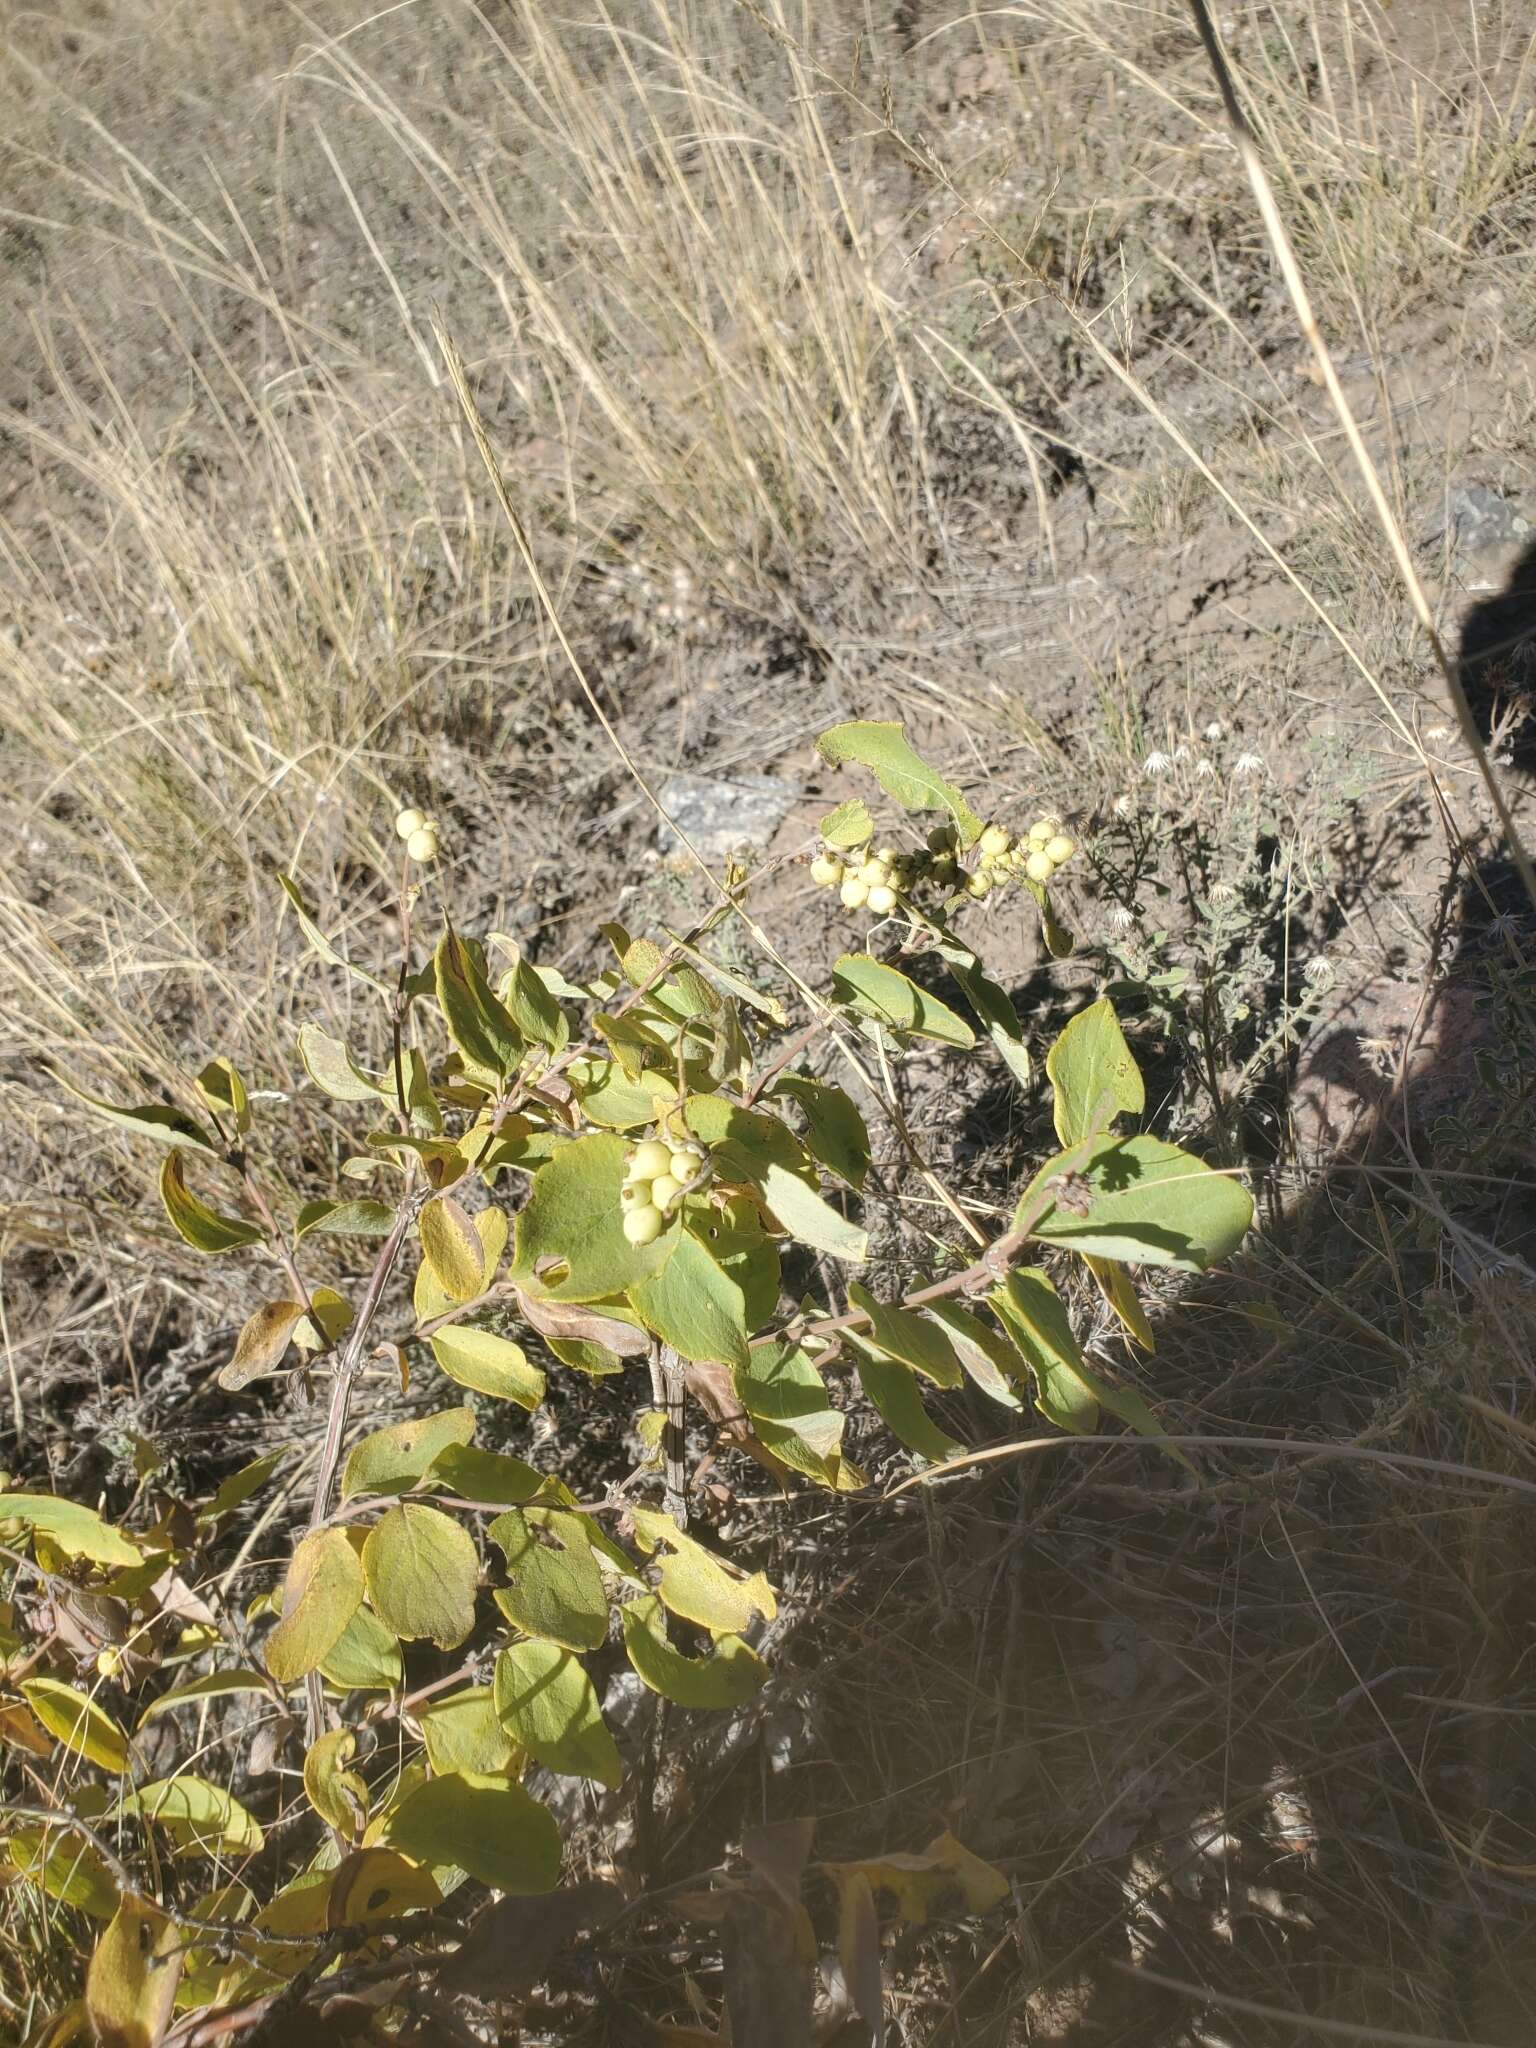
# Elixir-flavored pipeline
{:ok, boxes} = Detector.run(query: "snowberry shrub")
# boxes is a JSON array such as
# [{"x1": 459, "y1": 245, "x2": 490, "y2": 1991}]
[{"x1": 2, "y1": 721, "x2": 1251, "y2": 2041}]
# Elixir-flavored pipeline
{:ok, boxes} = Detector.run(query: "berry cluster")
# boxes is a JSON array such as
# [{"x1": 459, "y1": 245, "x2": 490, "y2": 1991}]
[
  {"x1": 809, "y1": 815, "x2": 1077, "y2": 911},
  {"x1": 809, "y1": 842, "x2": 914, "y2": 916},
  {"x1": 963, "y1": 817, "x2": 1076, "y2": 900},
  {"x1": 395, "y1": 806, "x2": 441, "y2": 863},
  {"x1": 621, "y1": 1133, "x2": 711, "y2": 1246}
]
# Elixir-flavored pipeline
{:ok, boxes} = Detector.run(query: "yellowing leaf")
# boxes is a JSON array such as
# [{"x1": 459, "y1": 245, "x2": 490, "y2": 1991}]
[
  {"x1": 494, "y1": 1642, "x2": 622, "y2": 1788},
  {"x1": 264, "y1": 1527, "x2": 365, "y2": 1684},
  {"x1": 195, "y1": 1057, "x2": 250, "y2": 1136},
  {"x1": 85, "y1": 1896, "x2": 181, "y2": 2048},
  {"x1": 342, "y1": 1406, "x2": 476, "y2": 1500},
  {"x1": 419, "y1": 1194, "x2": 487, "y2": 1303},
  {"x1": 304, "y1": 1729, "x2": 369, "y2": 1838},
  {"x1": 7, "y1": 1825, "x2": 120, "y2": 1919},
  {"x1": 382, "y1": 1771, "x2": 561, "y2": 1895},
  {"x1": 427, "y1": 1442, "x2": 545, "y2": 1507},
  {"x1": 125, "y1": 1777, "x2": 263, "y2": 1857},
  {"x1": 296, "y1": 1022, "x2": 387, "y2": 1102},
  {"x1": 0, "y1": 1495, "x2": 139, "y2": 1566},
  {"x1": 158, "y1": 1151, "x2": 262, "y2": 1255},
  {"x1": 824, "y1": 1831, "x2": 1009, "y2": 1927},
  {"x1": 58, "y1": 1080, "x2": 215, "y2": 1154},
  {"x1": 363, "y1": 1504, "x2": 479, "y2": 1649},
  {"x1": 0, "y1": 1700, "x2": 53, "y2": 1757},
  {"x1": 326, "y1": 1847, "x2": 442, "y2": 1929},
  {"x1": 620, "y1": 1594, "x2": 767, "y2": 1707},
  {"x1": 138, "y1": 1670, "x2": 271, "y2": 1726},
  {"x1": 217, "y1": 1301, "x2": 305, "y2": 1392},
  {"x1": 431, "y1": 1327, "x2": 545, "y2": 1409},
  {"x1": 630, "y1": 1509, "x2": 776, "y2": 1637},
  {"x1": 21, "y1": 1679, "x2": 130, "y2": 1773},
  {"x1": 417, "y1": 1686, "x2": 521, "y2": 1777},
  {"x1": 318, "y1": 1606, "x2": 403, "y2": 1692}
]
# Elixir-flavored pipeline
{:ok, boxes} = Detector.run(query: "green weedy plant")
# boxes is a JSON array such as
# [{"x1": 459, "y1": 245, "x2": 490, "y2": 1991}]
[{"x1": 0, "y1": 721, "x2": 1252, "y2": 2043}]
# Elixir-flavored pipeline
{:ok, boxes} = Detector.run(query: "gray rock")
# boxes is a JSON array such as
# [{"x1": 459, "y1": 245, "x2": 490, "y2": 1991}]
[
  {"x1": 655, "y1": 771, "x2": 801, "y2": 859},
  {"x1": 1428, "y1": 483, "x2": 1532, "y2": 555}
]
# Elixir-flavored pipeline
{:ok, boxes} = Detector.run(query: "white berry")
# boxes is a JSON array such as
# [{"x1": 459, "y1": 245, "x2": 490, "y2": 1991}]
[
  {"x1": 627, "y1": 1140, "x2": 672, "y2": 1181},
  {"x1": 1025, "y1": 849, "x2": 1055, "y2": 884},
  {"x1": 670, "y1": 1148, "x2": 704, "y2": 1180},
  {"x1": 1045, "y1": 834, "x2": 1075, "y2": 865},
  {"x1": 980, "y1": 825, "x2": 1012, "y2": 857},
  {"x1": 810, "y1": 855, "x2": 844, "y2": 887},
  {"x1": 623, "y1": 1205, "x2": 664, "y2": 1246},
  {"x1": 406, "y1": 826, "x2": 440, "y2": 862},
  {"x1": 650, "y1": 1173, "x2": 681, "y2": 1209},
  {"x1": 840, "y1": 877, "x2": 869, "y2": 909},
  {"x1": 866, "y1": 884, "x2": 897, "y2": 914},
  {"x1": 395, "y1": 807, "x2": 427, "y2": 840}
]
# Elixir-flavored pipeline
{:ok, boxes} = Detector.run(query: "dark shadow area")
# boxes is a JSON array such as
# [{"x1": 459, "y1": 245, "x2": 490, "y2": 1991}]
[{"x1": 1458, "y1": 534, "x2": 1536, "y2": 773}]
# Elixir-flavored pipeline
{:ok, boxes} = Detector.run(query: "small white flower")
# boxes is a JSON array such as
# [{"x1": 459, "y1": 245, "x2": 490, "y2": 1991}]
[
  {"x1": 1423, "y1": 724, "x2": 1452, "y2": 743},
  {"x1": 1234, "y1": 751, "x2": 1265, "y2": 778},
  {"x1": 1174, "y1": 744, "x2": 1190, "y2": 762},
  {"x1": 1109, "y1": 903, "x2": 1136, "y2": 931},
  {"x1": 1303, "y1": 956, "x2": 1334, "y2": 988},
  {"x1": 1113, "y1": 793, "x2": 1136, "y2": 817},
  {"x1": 1195, "y1": 757, "x2": 1216, "y2": 779},
  {"x1": 1204, "y1": 720, "x2": 1224, "y2": 741},
  {"x1": 1143, "y1": 750, "x2": 1172, "y2": 777},
  {"x1": 1209, "y1": 880, "x2": 1238, "y2": 905}
]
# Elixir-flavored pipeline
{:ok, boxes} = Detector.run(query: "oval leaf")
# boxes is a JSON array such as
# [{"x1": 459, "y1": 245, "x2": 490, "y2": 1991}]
[
  {"x1": 124, "y1": 1777, "x2": 264, "y2": 1857},
  {"x1": 342, "y1": 1406, "x2": 476, "y2": 1500},
  {"x1": 431, "y1": 1327, "x2": 545, "y2": 1410},
  {"x1": 382, "y1": 1771, "x2": 561, "y2": 1895},
  {"x1": 159, "y1": 1151, "x2": 263, "y2": 1254},
  {"x1": 494, "y1": 1642, "x2": 623, "y2": 1788},
  {"x1": 419, "y1": 1194, "x2": 487, "y2": 1304},
  {"x1": 620, "y1": 1593, "x2": 766, "y2": 1707},
  {"x1": 21, "y1": 1679, "x2": 130, "y2": 1773},
  {"x1": 0, "y1": 1495, "x2": 139, "y2": 1566},
  {"x1": 86, "y1": 1897, "x2": 181, "y2": 2046},
  {"x1": 363, "y1": 1504, "x2": 479, "y2": 1649},
  {"x1": 490, "y1": 1508, "x2": 608, "y2": 1653},
  {"x1": 218, "y1": 1301, "x2": 305, "y2": 1391},
  {"x1": 1022, "y1": 1135, "x2": 1254, "y2": 1272},
  {"x1": 265, "y1": 1527, "x2": 365, "y2": 1684}
]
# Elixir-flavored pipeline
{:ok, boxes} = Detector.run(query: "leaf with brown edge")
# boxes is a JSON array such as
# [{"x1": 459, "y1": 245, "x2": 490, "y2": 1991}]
[
  {"x1": 85, "y1": 1897, "x2": 181, "y2": 2048},
  {"x1": 303, "y1": 1729, "x2": 369, "y2": 1838},
  {"x1": 419, "y1": 1194, "x2": 486, "y2": 1303},
  {"x1": 326, "y1": 1847, "x2": 441, "y2": 1930},
  {"x1": 514, "y1": 1286, "x2": 650, "y2": 1358},
  {"x1": 218, "y1": 1300, "x2": 305, "y2": 1391},
  {"x1": 264, "y1": 1527, "x2": 365, "y2": 1683}
]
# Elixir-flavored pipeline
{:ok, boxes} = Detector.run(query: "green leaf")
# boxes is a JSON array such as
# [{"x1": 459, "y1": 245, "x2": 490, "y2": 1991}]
[
  {"x1": 364, "y1": 1504, "x2": 479, "y2": 1650},
  {"x1": 734, "y1": 1342, "x2": 857, "y2": 1490},
  {"x1": 342, "y1": 1406, "x2": 476, "y2": 1500},
  {"x1": 417, "y1": 1686, "x2": 521, "y2": 1777},
  {"x1": 494, "y1": 1642, "x2": 623, "y2": 1788},
  {"x1": 851, "y1": 1349, "x2": 960, "y2": 1463},
  {"x1": 382, "y1": 1772, "x2": 560, "y2": 1895},
  {"x1": 295, "y1": 1197, "x2": 396, "y2": 1241},
  {"x1": 771, "y1": 1074, "x2": 870, "y2": 1189},
  {"x1": 490, "y1": 1508, "x2": 608, "y2": 1653},
  {"x1": 159, "y1": 1151, "x2": 263, "y2": 1254},
  {"x1": 832, "y1": 954, "x2": 974, "y2": 1048},
  {"x1": 628, "y1": 1229, "x2": 749, "y2": 1368},
  {"x1": 195, "y1": 1057, "x2": 250, "y2": 1135},
  {"x1": 818, "y1": 797, "x2": 875, "y2": 847},
  {"x1": 431, "y1": 1327, "x2": 545, "y2": 1410},
  {"x1": 20, "y1": 1678, "x2": 130, "y2": 1772},
  {"x1": 435, "y1": 929, "x2": 524, "y2": 1081},
  {"x1": 760, "y1": 1161, "x2": 868, "y2": 1263},
  {"x1": 988, "y1": 1266, "x2": 1098, "y2": 1432},
  {"x1": 567, "y1": 1059, "x2": 679, "y2": 1130},
  {"x1": 57, "y1": 1079, "x2": 216, "y2": 1154},
  {"x1": 124, "y1": 1777, "x2": 263, "y2": 1857},
  {"x1": 661, "y1": 932, "x2": 788, "y2": 1025},
  {"x1": 318, "y1": 1606, "x2": 403, "y2": 1692},
  {"x1": 217, "y1": 1301, "x2": 305, "y2": 1391},
  {"x1": 293, "y1": 1286, "x2": 353, "y2": 1352},
  {"x1": 496, "y1": 948, "x2": 570, "y2": 1052},
  {"x1": 426, "y1": 1443, "x2": 545, "y2": 1507},
  {"x1": 278, "y1": 873, "x2": 391, "y2": 995},
  {"x1": 198, "y1": 1448, "x2": 289, "y2": 1522},
  {"x1": 943, "y1": 954, "x2": 1033, "y2": 1089},
  {"x1": 513, "y1": 1131, "x2": 675, "y2": 1301},
  {"x1": 696, "y1": 1202, "x2": 782, "y2": 1328},
  {"x1": 815, "y1": 722, "x2": 982, "y2": 845},
  {"x1": 620, "y1": 1593, "x2": 767, "y2": 1707},
  {"x1": 296, "y1": 1022, "x2": 389, "y2": 1103},
  {"x1": 6, "y1": 1825, "x2": 120, "y2": 1918},
  {"x1": 139, "y1": 1669, "x2": 271, "y2": 1726},
  {"x1": 0, "y1": 1494, "x2": 140, "y2": 1566},
  {"x1": 1046, "y1": 999, "x2": 1144, "y2": 1147},
  {"x1": 265, "y1": 1527, "x2": 366, "y2": 1683},
  {"x1": 1023, "y1": 875, "x2": 1074, "y2": 958},
  {"x1": 1022, "y1": 1135, "x2": 1253, "y2": 1271},
  {"x1": 925, "y1": 1299, "x2": 1025, "y2": 1410},
  {"x1": 847, "y1": 1282, "x2": 962, "y2": 1387},
  {"x1": 419, "y1": 1194, "x2": 487, "y2": 1303},
  {"x1": 630, "y1": 1507, "x2": 777, "y2": 1637}
]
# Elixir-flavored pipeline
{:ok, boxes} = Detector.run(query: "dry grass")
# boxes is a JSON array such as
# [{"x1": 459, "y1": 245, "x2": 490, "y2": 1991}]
[{"x1": 5, "y1": 0, "x2": 1536, "y2": 2038}]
